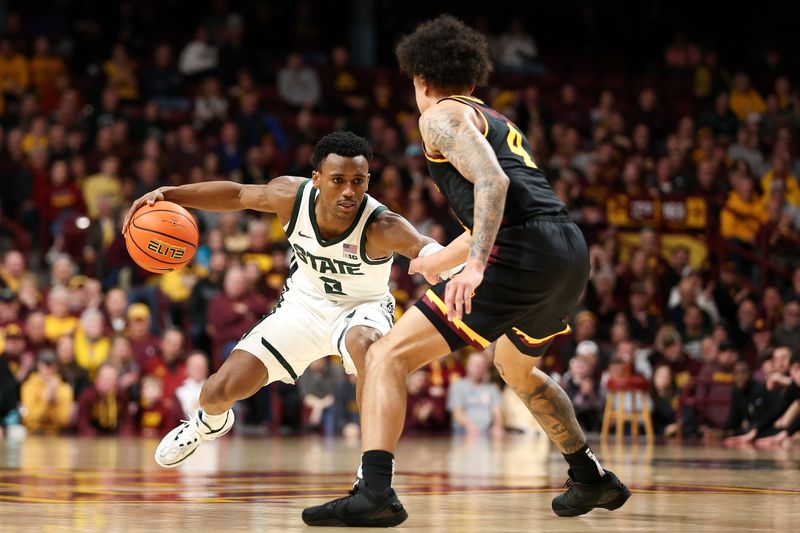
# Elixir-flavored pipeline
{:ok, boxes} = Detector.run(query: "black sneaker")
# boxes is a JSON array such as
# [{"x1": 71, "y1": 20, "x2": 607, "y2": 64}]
[
  {"x1": 551, "y1": 469, "x2": 631, "y2": 517},
  {"x1": 302, "y1": 478, "x2": 409, "y2": 527}
]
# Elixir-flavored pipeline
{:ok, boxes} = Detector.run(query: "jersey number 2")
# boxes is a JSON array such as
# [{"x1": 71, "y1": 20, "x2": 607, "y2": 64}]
[
  {"x1": 320, "y1": 276, "x2": 346, "y2": 296},
  {"x1": 506, "y1": 122, "x2": 538, "y2": 169}
]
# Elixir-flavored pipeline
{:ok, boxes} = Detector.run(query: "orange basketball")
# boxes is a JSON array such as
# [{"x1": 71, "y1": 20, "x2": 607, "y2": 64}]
[{"x1": 125, "y1": 201, "x2": 199, "y2": 273}]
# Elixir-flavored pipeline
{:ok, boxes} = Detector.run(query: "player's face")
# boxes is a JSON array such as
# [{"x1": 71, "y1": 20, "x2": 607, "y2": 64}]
[{"x1": 313, "y1": 154, "x2": 370, "y2": 220}]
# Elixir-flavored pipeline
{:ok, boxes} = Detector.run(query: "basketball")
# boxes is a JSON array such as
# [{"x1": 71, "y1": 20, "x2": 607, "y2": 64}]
[{"x1": 125, "y1": 201, "x2": 198, "y2": 273}]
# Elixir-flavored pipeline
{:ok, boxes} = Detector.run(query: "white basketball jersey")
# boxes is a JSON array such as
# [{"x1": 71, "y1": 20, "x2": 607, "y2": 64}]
[{"x1": 283, "y1": 180, "x2": 393, "y2": 303}]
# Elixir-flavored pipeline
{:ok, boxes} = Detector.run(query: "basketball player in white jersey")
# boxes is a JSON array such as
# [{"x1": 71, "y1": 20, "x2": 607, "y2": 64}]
[{"x1": 122, "y1": 131, "x2": 461, "y2": 467}]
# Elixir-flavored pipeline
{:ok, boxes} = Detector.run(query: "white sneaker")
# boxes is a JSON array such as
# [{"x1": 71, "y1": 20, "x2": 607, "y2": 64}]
[{"x1": 154, "y1": 409, "x2": 234, "y2": 468}]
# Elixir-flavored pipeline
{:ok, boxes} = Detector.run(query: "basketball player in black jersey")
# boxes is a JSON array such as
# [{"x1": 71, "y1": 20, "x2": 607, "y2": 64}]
[{"x1": 303, "y1": 15, "x2": 630, "y2": 527}]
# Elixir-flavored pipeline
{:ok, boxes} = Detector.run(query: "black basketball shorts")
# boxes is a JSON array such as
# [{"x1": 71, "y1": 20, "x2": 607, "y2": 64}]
[{"x1": 416, "y1": 215, "x2": 589, "y2": 356}]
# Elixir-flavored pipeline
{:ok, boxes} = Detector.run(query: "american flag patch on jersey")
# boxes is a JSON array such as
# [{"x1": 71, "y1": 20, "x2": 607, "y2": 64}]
[{"x1": 343, "y1": 243, "x2": 358, "y2": 259}]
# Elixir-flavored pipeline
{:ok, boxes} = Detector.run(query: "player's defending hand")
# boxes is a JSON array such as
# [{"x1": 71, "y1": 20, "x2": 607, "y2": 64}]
[
  {"x1": 408, "y1": 256, "x2": 442, "y2": 285},
  {"x1": 123, "y1": 188, "x2": 164, "y2": 236},
  {"x1": 444, "y1": 259, "x2": 484, "y2": 321}
]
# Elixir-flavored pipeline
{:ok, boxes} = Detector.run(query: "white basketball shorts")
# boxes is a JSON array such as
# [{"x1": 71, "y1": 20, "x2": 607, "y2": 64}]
[{"x1": 232, "y1": 286, "x2": 395, "y2": 385}]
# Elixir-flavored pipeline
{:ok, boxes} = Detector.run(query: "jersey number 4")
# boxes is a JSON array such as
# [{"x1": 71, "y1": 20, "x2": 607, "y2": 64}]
[{"x1": 506, "y1": 122, "x2": 538, "y2": 169}]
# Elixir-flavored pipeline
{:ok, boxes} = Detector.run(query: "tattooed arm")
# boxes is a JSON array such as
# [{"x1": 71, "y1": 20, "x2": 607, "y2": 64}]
[
  {"x1": 420, "y1": 101, "x2": 510, "y2": 267},
  {"x1": 419, "y1": 100, "x2": 509, "y2": 319}
]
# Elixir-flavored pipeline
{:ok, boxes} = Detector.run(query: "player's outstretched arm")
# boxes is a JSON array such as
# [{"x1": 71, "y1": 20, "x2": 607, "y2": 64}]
[
  {"x1": 419, "y1": 101, "x2": 509, "y2": 270},
  {"x1": 122, "y1": 176, "x2": 305, "y2": 235},
  {"x1": 366, "y1": 212, "x2": 466, "y2": 284}
]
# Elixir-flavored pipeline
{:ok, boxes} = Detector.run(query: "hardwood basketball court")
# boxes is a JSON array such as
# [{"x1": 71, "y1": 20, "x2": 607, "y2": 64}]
[{"x1": 1, "y1": 435, "x2": 797, "y2": 531}]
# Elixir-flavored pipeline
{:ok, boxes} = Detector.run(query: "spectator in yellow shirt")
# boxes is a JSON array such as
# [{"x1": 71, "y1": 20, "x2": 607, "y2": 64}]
[
  {"x1": 721, "y1": 172, "x2": 767, "y2": 280},
  {"x1": 761, "y1": 156, "x2": 800, "y2": 207},
  {"x1": 20, "y1": 350, "x2": 74, "y2": 434},
  {"x1": 21, "y1": 116, "x2": 49, "y2": 154},
  {"x1": 82, "y1": 155, "x2": 124, "y2": 218},
  {"x1": 29, "y1": 36, "x2": 65, "y2": 101},
  {"x1": 0, "y1": 250, "x2": 27, "y2": 292},
  {"x1": 73, "y1": 309, "x2": 111, "y2": 379},
  {"x1": 44, "y1": 287, "x2": 79, "y2": 342},
  {"x1": 0, "y1": 38, "x2": 29, "y2": 97},
  {"x1": 721, "y1": 173, "x2": 766, "y2": 243},
  {"x1": 729, "y1": 72, "x2": 766, "y2": 121},
  {"x1": 104, "y1": 43, "x2": 139, "y2": 102}
]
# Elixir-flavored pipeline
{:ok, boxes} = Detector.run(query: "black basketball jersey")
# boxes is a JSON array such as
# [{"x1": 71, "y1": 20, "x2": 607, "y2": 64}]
[{"x1": 423, "y1": 95, "x2": 565, "y2": 230}]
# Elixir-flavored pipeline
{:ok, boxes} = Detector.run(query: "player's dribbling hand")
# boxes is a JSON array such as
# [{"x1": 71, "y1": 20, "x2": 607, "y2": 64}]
[
  {"x1": 408, "y1": 256, "x2": 441, "y2": 285},
  {"x1": 444, "y1": 259, "x2": 484, "y2": 321},
  {"x1": 122, "y1": 188, "x2": 165, "y2": 236}
]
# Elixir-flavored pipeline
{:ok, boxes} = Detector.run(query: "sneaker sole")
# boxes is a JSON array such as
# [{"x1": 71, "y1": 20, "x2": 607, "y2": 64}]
[
  {"x1": 303, "y1": 509, "x2": 409, "y2": 528},
  {"x1": 154, "y1": 425, "x2": 232, "y2": 468},
  {"x1": 553, "y1": 486, "x2": 632, "y2": 517},
  {"x1": 155, "y1": 443, "x2": 201, "y2": 468}
]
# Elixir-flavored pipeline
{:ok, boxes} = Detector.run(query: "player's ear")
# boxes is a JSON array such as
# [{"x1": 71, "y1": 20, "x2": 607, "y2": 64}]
[
  {"x1": 311, "y1": 170, "x2": 320, "y2": 188},
  {"x1": 365, "y1": 173, "x2": 370, "y2": 190},
  {"x1": 420, "y1": 77, "x2": 431, "y2": 97}
]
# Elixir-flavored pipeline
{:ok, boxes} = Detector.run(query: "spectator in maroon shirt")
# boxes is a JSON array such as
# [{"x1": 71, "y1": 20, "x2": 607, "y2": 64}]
[
  {"x1": 136, "y1": 375, "x2": 181, "y2": 437},
  {"x1": 404, "y1": 369, "x2": 447, "y2": 433},
  {"x1": 553, "y1": 84, "x2": 587, "y2": 133},
  {"x1": 35, "y1": 160, "x2": 85, "y2": 237},
  {"x1": 103, "y1": 288, "x2": 128, "y2": 335},
  {"x1": 583, "y1": 269, "x2": 622, "y2": 339},
  {"x1": 76, "y1": 363, "x2": 133, "y2": 436},
  {"x1": 168, "y1": 124, "x2": 204, "y2": 179},
  {"x1": 146, "y1": 327, "x2": 186, "y2": 400},
  {"x1": 648, "y1": 325, "x2": 702, "y2": 389},
  {"x1": 207, "y1": 266, "x2": 269, "y2": 367},
  {"x1": 108, "y1": 335, "x2": 141, "y2": 399},
  {"x1": 126, "y1": 303, "x2": 159, "y2": 369}
]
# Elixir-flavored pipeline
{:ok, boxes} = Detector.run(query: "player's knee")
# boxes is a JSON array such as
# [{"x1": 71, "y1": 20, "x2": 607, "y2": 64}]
[
  {"x1": 347, "y1": 328, "x2": 382, "y2": 372},
  {"x1": 364, "y1": 336, "x2": 411, "y2": 376},
  {"x1": 354, "y1": 329, "x2": 382, "y2": 359},
  {"x1": 493, "y1": 347, "x2": 531, "y2": 388}
]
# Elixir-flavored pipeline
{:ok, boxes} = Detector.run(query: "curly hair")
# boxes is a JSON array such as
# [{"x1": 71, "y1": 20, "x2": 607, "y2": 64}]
[
  {"x1": 395, "y1": 15, "x2": 492, "y2": 91},
  {"x1": 311, "y1": 131, "x2": 373, "y2": 170}
]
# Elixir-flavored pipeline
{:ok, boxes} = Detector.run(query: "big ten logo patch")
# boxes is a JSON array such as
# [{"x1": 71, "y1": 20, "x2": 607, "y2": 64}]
[
  {"x1": 342, "y1": 243, "x2": 359, "y2": 260},
  {"x1": 147, "y1": 239, "x2": 186, "y2": 260}
]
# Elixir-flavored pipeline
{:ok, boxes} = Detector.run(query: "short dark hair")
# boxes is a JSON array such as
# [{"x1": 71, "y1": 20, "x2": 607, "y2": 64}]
[
  {"x1": 311, "y1": 131, "x2": 372, "y2": 170},
  {"x1": 396, "y1": 14, "x2": 492, "y2": 92}
]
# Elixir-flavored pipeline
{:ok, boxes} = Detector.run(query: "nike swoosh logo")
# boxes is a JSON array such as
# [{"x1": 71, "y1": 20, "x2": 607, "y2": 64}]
[{"x1": 298, "y1": 231, "x2": 312, "y2": 238}]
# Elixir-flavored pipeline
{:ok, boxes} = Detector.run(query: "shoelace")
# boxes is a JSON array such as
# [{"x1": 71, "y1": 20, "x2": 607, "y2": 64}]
[{"x1": 173, "y1": 419, "x2": 195, "y2": 442}]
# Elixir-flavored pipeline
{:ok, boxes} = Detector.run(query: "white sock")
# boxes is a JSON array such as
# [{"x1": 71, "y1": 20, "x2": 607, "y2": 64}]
[{"x1": 199, "y1": 409, "x2": 230, "y2": 430}]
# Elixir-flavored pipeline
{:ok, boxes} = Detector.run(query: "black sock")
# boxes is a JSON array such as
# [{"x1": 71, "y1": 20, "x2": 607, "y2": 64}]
[
  {"x1": 360, "y1": 450, "x2": 394, "y2": 492},
  {"x1": 562, "y1": 444, "x2": 605, "y2": 484}
]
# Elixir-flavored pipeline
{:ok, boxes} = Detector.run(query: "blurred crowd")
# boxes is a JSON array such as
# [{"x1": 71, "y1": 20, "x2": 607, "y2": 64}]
[{"x1": 0, "y1": 7, "x2": 799, "y2": 444}]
